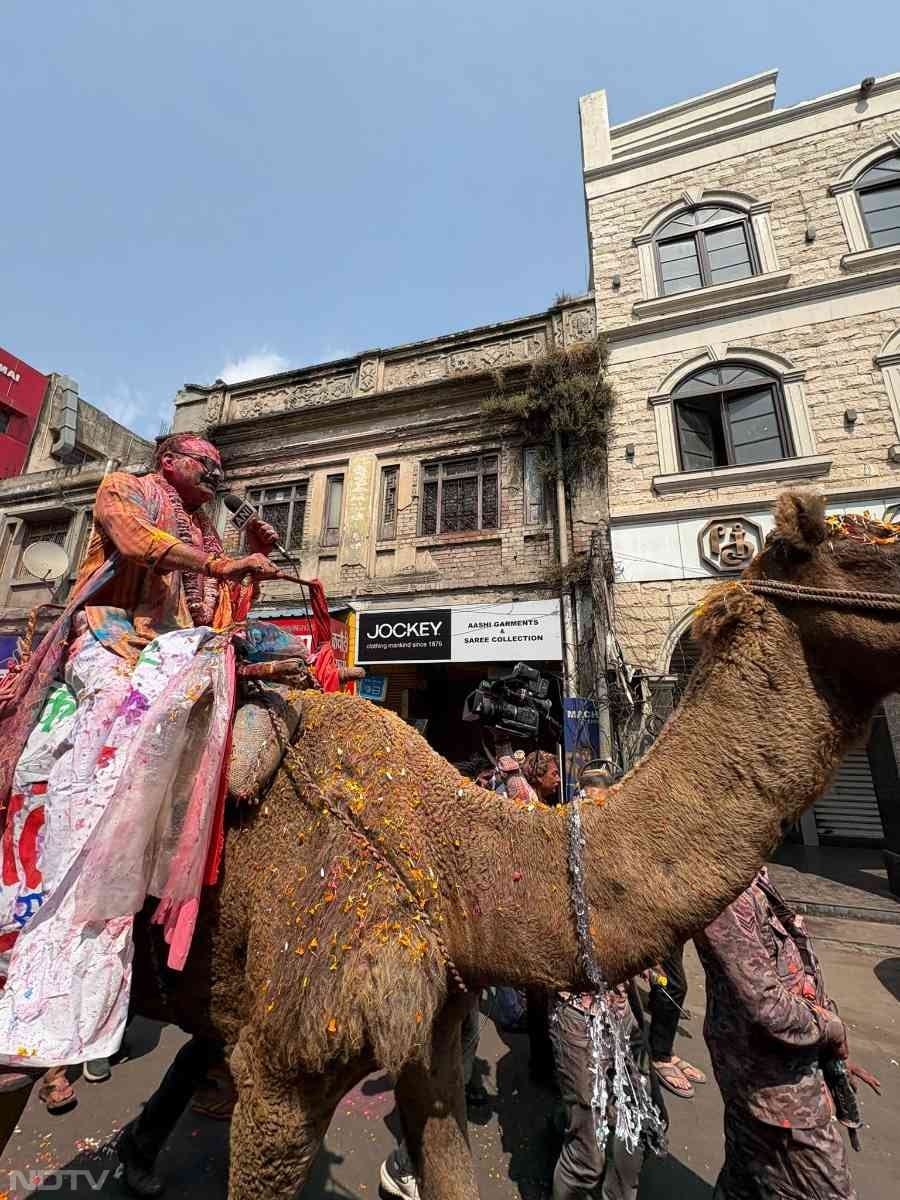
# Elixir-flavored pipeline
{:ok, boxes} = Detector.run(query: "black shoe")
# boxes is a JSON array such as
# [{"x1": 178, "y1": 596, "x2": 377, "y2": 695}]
[
  {"x1": 117, "y1": 1126, "x2": 165, "y2": 1197},
  {"x1": 83, "y1": 1057, "x2": 111, "y2": 1083}
]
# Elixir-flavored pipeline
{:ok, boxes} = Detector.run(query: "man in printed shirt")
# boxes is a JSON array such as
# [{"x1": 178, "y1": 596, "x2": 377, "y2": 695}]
[
  {"x1": 696, "y1": 866, "x2": 879, "y2": 1200},
  {"x1": 0, "y1": 433, "x2": 290, "y2": 1107}
]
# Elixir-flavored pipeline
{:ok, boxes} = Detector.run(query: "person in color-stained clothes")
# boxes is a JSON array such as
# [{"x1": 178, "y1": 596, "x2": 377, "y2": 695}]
[
  {"x1": 695, "y1": 867, "x2": 879, "y2": 1200},
  {"x1": 0, "y1": 434, "x2": 291, "y2": 1108}
]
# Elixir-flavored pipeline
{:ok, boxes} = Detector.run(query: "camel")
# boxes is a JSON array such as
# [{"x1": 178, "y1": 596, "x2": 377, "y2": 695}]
[{"x1": 10, "y1": 489, "x2": 900, "y2": 1197}]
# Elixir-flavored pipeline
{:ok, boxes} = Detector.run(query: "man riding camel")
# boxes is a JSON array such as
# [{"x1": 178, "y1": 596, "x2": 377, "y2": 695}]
[{"x1": 0, "y1": 433, "x2": 316, "y2": 1108}]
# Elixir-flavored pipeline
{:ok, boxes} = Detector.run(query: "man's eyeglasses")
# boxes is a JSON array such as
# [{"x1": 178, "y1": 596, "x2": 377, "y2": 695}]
[{"x1": 176, "y1": 451, "x2": 224, "y2": 480}]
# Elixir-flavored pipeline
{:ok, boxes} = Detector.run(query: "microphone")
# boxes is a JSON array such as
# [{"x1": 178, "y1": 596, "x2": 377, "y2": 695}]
[{"x1": 220, "y1": 491, "x2": 292, "y2": 559}]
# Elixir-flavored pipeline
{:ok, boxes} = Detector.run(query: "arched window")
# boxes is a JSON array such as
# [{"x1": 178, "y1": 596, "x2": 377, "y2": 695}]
[
  {"x1": 672, "y1": 363, "x2": 793, "y2": 472},
  {"x1": 654, "y1": 205, "x2": 758, "y2": 296},
  {"x1": 855, "y1": 151, "x2": 900, "y2": 249}
]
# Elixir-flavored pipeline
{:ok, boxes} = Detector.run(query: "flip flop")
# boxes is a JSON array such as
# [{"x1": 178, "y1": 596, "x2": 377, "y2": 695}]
[
  {"x1": 672, "y1": 1055, "x2": 707, "y2": 1084},
  {"x1": 653, "y1": 1059, "x2": 694, "y2": 1099},
  {"x1": 38, "y1": 1072, "x2": 78, "y2": 1115}
]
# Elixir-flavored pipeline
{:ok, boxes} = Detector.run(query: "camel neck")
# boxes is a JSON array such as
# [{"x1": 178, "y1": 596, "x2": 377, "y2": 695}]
[{"x1": 452, "y1": 608, "x2": 872, "y2": 990}]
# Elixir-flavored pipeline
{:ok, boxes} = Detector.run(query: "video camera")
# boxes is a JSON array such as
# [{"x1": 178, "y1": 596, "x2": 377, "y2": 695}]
[{"x1": 462, "y1": 661, "x2": 557, "y2": 739}]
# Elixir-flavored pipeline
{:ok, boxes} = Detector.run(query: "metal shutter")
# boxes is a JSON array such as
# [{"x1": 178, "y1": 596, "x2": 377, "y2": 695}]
[{"x1": 814, "y1": 749, "x2": 885, "y2": 845}]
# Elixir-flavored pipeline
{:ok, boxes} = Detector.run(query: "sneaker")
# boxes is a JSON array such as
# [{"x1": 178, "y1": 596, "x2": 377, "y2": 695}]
[
  {"x1": 379, "y1": 1147, "x2": 420, "y2": 1200},
  {"x1": 83, "y1": 1057, "x2": 111, "y2": 1083}
]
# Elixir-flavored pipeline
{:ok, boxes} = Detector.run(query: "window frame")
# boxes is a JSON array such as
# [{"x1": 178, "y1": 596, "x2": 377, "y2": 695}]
[
  {"x1": 378, "y1": 464, "x2": 400, "y2": 541},
  {"x1": 418, "y1": 453, "x2": 500, "y2": 537},
  {"x1": 673, "y1": 365, "x2": 794, "y2": 473},
  {"x1": 523, "y1": 446, "x2": 547, "y2": 525},
  {"x1": 855, "y1": 152, "x2": 900, "y2": 251},
  {"x1": 654, "y1": 207, "x2": 760, "y2": 297},
  {"x1": 0, "y1": 407, "x2": 10, "y2": 436},
  {"x1": 16, "y1": 517, "x2": 72, "y2": 578},
  {"x1": 321, "y1": 474, "x2": 344, "y2": 548},
  {"x1": 245, "y1": 480, "x2": 308, "y2": 555}
]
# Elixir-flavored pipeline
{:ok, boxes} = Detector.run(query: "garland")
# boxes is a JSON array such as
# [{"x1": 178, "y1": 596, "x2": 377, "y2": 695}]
[
  {"x1": 826, "y1": 511, "x2": 900, "y2": 545},
  {"x1": 156, "y1": 475, "x2": 223, "y2": 626}
]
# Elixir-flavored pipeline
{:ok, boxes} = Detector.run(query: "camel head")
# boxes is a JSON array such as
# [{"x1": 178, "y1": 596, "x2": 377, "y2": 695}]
[{"x1": 695, "y1": 490, "x2": 900, "y2": 699}]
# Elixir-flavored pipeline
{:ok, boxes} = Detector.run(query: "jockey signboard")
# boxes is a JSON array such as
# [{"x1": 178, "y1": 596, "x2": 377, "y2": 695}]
[{"x1": 355, "y1": 599, "x2": 562, "y2": 665}]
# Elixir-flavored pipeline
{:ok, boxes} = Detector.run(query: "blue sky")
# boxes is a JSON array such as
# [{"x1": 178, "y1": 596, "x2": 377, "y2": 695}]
[{"x1": 3, "y1": 1, "x2": 898, "y2": 437}]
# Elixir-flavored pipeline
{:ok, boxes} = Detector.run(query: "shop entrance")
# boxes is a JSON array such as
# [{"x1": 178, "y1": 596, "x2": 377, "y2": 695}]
[{"x1": 363, "y1": 660, "x2": 564, "y2": 772}]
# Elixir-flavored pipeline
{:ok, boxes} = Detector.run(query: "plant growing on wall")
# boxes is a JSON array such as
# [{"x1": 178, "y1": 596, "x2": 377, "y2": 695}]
[{"x1": 481, "y1": 336, "x2": 612, "y2": 484}]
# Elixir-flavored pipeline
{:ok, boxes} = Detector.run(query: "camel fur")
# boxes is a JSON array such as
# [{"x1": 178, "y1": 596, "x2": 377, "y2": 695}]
[{"x1": 121, "y1": 490, "x2": 900, "y2": 1197}]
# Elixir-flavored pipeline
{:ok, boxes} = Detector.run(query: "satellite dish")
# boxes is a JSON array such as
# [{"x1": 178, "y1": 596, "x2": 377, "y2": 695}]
[{"x1": 21, "y1": 541, "x2": 70, "y2": 582}]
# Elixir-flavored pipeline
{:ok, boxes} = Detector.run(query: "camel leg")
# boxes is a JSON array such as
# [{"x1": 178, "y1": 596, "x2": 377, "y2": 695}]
[
  {"x1": 395, "y1": 993, "x2": 480, "y2": 1200},
  {"x1": 228, "y1": 1030, "x2": 361, "y2": 1200}
]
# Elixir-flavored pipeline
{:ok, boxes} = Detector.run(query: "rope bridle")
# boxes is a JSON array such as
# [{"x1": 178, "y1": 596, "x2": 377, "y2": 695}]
[{"x1": 745, "y1": 578, "x2": 900, "y2": 614}]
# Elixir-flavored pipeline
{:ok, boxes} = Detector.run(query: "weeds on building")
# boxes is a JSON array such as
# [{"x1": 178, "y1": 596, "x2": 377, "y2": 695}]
[{"x1": 482, "y1": 336, "x2": 612, "y2": 485}]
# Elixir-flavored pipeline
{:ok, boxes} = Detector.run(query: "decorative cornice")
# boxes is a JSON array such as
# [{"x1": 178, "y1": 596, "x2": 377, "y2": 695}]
[
  {"x1": 631, "y1": 269, "x2": 792, "y2": 321},
  {"x1": 587, "y1": 74, "x2": 900, "y2": 184},
  {"x1": 652, "y1": 454, "x2": 832, "y2": 496},
  {"x1": 609, "y1": 262, "x2": 900, "y2": 345},
  {"x1": 610, "y1": 479, "x2": 900, "y2": 527},
  {"x1": 841, "y1": 244, "x2": 900, "y2": 273}
]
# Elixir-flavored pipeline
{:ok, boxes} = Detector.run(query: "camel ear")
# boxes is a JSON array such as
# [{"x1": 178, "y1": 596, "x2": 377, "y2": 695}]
[{"x1": 772, "y1": 491, "x2": 827, "y2": 552}]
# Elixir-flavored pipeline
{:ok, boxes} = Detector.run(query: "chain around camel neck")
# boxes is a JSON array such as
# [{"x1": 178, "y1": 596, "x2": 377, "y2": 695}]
[{"x1": 279, "y1": 744, "x2": 467, "y2": 994}]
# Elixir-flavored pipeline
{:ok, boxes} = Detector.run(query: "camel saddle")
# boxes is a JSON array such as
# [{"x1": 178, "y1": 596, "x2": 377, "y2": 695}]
[{"x1": 228, "y1": 677, "x2": 306, "y2": 804}]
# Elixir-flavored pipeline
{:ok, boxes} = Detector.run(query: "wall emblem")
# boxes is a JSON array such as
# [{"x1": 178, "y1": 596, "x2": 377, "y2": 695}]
[{"x1": 698, "y1": 516, "x2": 763, "y2": 573}]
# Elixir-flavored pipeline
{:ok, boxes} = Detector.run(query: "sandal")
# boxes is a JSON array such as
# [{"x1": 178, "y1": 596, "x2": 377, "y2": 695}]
[
  {"x1": 672, "y1": 1055, "x2": 706, "y2": 1085},
  {"x1": 38, "y1": 1069, "x2": 77, "y2": 1115},
  {"x1": 653, "y1": 1059, "x2": 694, "y2": 1099}
]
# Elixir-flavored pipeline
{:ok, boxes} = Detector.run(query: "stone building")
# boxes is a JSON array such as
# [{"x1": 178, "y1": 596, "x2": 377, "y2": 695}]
[
  {"x1": 172, "y1": 299, "x2": 600, "y2": 767},
  {"x1": 579, "y1": 69, "x2": 900, "y2": 863},
  {"x1": 0, "y1": 373, "x2": 151, "y2": 663}
]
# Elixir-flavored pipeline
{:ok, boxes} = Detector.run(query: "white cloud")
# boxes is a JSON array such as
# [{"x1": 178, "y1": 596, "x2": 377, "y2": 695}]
[
  {"x1": 218, "y1": 350, "x2": 289, "y2": 384},
  {"x1": 94, "y1": 382, "x2": 163, "y2": 438}
]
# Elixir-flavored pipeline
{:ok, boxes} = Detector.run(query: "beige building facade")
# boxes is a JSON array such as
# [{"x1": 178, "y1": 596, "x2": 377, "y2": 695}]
[
  {"x1": 173, "y1": 299, "x2": 599, "y2": 766},
  {"x1": 580, "y1": 69, "x2": 900, "y2": 860}
]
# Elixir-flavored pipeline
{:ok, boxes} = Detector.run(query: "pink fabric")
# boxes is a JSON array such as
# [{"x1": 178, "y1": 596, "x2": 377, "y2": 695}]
[
  {"x1": 72, "y1": 630, "x2": 235, "y2": 970},
  {"x1": 151, "y1": 642, "x2": 236, "y2": 968}
]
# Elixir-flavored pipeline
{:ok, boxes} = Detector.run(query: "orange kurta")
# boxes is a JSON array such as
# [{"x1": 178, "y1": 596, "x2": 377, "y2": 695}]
[{"x1": 75, "y1": 471, "x2": 234, "y2": 655}]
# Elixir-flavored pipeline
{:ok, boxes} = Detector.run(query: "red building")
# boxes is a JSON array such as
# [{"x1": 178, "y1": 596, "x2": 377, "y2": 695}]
[{"x1": 0, "y1": 346, "x2": 49, "y2": 480}]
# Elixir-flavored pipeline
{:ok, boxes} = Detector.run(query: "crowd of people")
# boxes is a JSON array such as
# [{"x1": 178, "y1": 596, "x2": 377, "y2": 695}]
[{"x1": 0, "y1": 432, "x2": 881, "y2": 1200}]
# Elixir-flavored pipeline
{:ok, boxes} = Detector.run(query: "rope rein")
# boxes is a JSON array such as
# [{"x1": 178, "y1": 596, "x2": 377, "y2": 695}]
[{"x1": 745, "y1": 578, "x2": 900, "y2": 613}]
